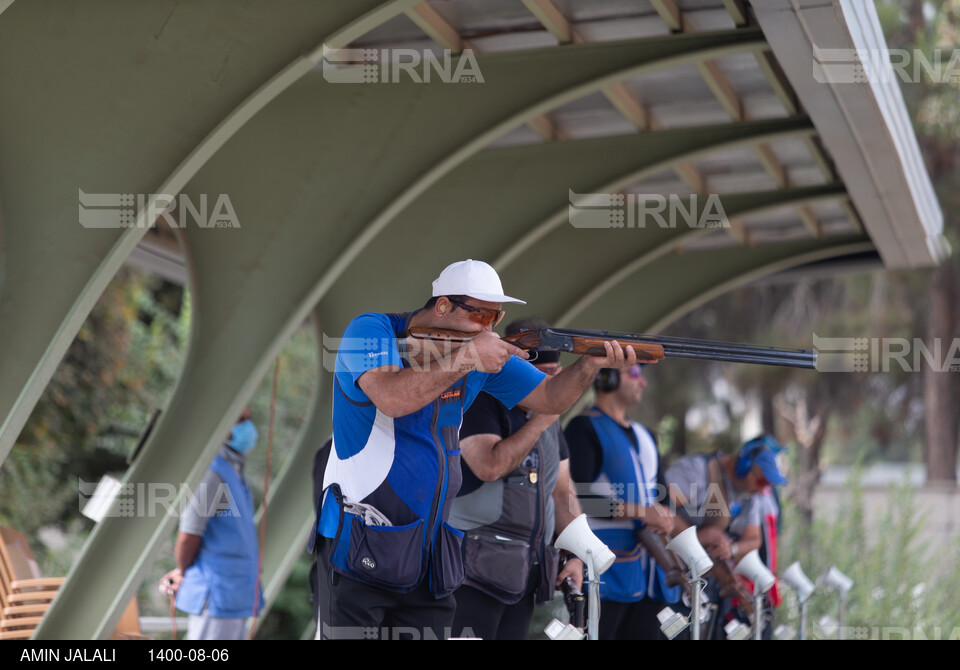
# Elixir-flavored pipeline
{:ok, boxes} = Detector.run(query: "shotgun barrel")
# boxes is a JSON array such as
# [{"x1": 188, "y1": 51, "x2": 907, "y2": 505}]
[{"x1": 507, "y1": 328, "x2": 817, "y2": 370}]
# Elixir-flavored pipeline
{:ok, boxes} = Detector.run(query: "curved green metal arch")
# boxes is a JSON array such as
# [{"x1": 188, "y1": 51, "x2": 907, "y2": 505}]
[
  {"x1": 30, "y1": 1, "x2": 417, "y2": 640},
  {"x1": 643, "y1": 241, "x2": 877, "y2": 335},
  {"x1": 568, "y1": 238, "x2": 876, "y2": 336},
  {"x1": 0, "y1": 0, "x2": 413, "y2": 467},
  {"x1": 494, "y1": 121, "x2": 817, "y2": 271},
  {"x1": 556, "y1": 186, "x2": 848, "y2": 326},
  {"x1": 301, "y1": 32, "x2": 769, "y2": 320}
]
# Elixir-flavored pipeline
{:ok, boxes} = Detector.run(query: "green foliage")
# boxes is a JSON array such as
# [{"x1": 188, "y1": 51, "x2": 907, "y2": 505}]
[
  {"x1": 0, "y1": 269, "x2": 189, "y2": 543},
  {"x1": 775, "y1": 465, "x2": 960, "y2": 639}
]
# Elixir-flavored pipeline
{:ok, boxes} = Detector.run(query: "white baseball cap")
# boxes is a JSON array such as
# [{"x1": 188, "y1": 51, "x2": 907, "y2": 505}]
[{"x1": 431, "y1": 259, "x2": 526, "y2": 304}]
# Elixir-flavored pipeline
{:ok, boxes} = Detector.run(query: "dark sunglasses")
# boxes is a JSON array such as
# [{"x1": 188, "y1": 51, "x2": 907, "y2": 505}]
[{"x1": 448, "y1": 299, "x2": 505, "y2": 327}]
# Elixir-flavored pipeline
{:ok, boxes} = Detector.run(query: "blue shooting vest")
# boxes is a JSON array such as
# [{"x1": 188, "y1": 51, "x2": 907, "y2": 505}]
[
  {"x1": 176, "y1": 454, "x2": 263, "y2": 618},
  {"x1": 586, "y1": 411, "x2": 681, "y2": 604},
  {"x1": 313, "y1": 312, "x2": 545, "y2": 598}
]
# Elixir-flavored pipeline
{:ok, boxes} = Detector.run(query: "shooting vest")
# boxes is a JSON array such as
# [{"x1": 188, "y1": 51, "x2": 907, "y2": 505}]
[
  {"x1": 448, "y1": 415, "x2": 562, "y2": 605},
  {"x1": 585, "y1": 410, "x2": 681, "y2": 604},
  {"x1": 312, "y1": 311, "x2": 545, "y2": 598},
  {"x1": 176, "y1": 454, "x2": 263, "y2": 618}
]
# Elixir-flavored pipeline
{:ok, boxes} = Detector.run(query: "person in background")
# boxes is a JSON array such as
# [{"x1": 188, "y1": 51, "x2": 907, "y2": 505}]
[
  {"x1": 160, "y1": 406, "x2": 263, "y2": 640},
  {"x1": 448, "y1": 316, "x2": 587, "y2": 640},
  {"x1": 564, "y1": 364, "x2": 679, "y2": 640},
  {"x1": 664, "y1": 434, "x2": 788, "y2": 638}
]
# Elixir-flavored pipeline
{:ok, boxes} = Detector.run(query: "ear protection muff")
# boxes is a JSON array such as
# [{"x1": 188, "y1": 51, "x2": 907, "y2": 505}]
[{"x1": 593, "y1": 368, "x2": 620, "y2": 393}]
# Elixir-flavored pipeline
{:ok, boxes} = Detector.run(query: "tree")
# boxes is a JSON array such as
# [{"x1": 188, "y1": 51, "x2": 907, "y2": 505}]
[{"x1": 885, "y1": 0, "x2": 960, "y2": 485}]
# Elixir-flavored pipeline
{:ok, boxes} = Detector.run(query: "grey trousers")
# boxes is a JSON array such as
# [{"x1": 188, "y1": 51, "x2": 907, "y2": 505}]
[{"x1": 187, "y1": 607, "x2": 248, "y2": 640}]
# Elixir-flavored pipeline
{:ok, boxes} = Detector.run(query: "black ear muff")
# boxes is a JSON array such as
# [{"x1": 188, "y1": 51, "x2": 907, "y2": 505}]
[{"x1": 593, "y1": 369, "x2": 620, "y2": 393}]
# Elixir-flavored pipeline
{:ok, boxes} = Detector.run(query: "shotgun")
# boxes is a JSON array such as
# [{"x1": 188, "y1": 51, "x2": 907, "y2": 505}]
[
  {"x1": 708, "y1": 557, "x2": 755, "y2": 617},
  {"x1": 406, "y1": 327, "x2": 817, "y2": 369},
  {"x1": 560, "y1": 576, "x2": 586, "y2": 629},
  {"x1": 635, "y1": 527, "x2": 691, "y2": 598}
]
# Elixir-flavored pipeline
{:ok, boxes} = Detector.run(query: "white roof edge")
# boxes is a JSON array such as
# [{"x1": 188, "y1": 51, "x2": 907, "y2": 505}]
[{"x1": 752, "y1": 0, "x2": 949, "y2": 269}]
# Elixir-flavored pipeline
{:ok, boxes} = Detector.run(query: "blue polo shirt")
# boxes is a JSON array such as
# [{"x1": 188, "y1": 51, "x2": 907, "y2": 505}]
[{"x1": 317, "y1": 311, "x2": 544, "y2": 595}]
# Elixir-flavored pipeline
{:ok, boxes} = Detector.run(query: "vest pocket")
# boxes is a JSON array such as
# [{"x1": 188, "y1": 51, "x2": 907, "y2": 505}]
[
  {"x1": 462, "y1": 533, "x2": 531, "y2": 603},
  {"x1": 347, "y1": 516, "x2": 424, "y2": 590},
  {"x1": 535, "y1": 545, "x2": 561, "y2": 605},
  {"x1": 431, "y1": 522, "x2": 465, "y2": 598},
  {"x1": 209, "y1": 570, "x2": 260, "y2": 616}
]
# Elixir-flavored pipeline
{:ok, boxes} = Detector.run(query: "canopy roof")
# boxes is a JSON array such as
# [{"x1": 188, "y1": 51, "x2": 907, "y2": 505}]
[{"x1": 0, "y1": 0, "x2": 944, "y2": 638}]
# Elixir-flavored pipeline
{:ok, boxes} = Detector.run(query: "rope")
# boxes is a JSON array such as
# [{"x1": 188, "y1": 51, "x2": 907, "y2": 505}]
[
  {"x1": 248, "y1": 355, "x2": 280, "y2": 640},
  {"x1": 168, "y1": 592, "x2": 177, "y2": 640}
]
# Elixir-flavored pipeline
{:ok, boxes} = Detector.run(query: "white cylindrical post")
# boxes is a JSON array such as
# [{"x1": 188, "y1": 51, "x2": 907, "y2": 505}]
[
  {"x1": 753, "y1": 594, "x2": 764, "y2": 640},
  {"x1": 586, "y1": 551, "x2": 600, "y2": 641},
  {"x1": 798, "y1": 601, "x2": 808, "y2": 641},
  {"x1": 690, "y1": 579, "x2": 701, "y2": 641},
  {"x1": 838, "y1": 592, "x2": 846, "y2": 640}
]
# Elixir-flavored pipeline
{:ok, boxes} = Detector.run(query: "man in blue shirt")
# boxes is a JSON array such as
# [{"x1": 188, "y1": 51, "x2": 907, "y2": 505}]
[
  {"x1": 311, "y1": 259, "x2": 639, "y2": 640},
  {"x1": 159, "y1": 406, "x2": 263, "y2": 640}
]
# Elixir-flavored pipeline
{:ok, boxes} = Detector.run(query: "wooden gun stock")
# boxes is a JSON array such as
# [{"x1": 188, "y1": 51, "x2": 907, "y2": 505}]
[
  {"x1": 406, "y1": 326, "x2": 479, "y2": 342},
  {"x1": 635, "y1": 528, "x2": 691, "y2": 598},
  {"x1": 504, "y1": 330, "x2": 664, "y2": 361},
  {"x1": 708, "y1": 558, "x2": 755, "y2": 616}
]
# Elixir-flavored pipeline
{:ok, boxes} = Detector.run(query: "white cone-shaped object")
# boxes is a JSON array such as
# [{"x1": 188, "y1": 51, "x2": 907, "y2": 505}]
[
  {"x1": 733, "y1": 549, "x2": 776, "y2": 595},
  {"x1": 554, "y1": 514, "x2": 615, "y2": 575},
  {"x1": 820, "y1": 565, "x2": 853, "y2": 595},
  {"x1": 781, "y1": 561, "x2": 816, "y2": 603},
  {"x1": 666, "y1": 526, "x2": 714, "y2": 580}
]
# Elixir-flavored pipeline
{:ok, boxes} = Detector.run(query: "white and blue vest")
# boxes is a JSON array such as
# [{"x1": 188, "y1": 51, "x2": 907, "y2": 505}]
[
  {"x1": 313, "y1": 312, "x2": 543, "y2": 597},
  {"x1": 586, "y1": 410, "x2": 681, "y2": 604}
]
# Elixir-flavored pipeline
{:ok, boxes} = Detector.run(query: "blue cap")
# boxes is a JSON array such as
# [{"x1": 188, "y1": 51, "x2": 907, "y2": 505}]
[
  {"x1": 736, "y1": 435, "x2": 787, "y2": 485},
  {"x1": 751, "y1": 447, "x2": 787, "y2": 486}
]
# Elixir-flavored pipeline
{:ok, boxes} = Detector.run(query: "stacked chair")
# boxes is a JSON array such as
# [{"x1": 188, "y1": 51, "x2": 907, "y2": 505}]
[
  {"x1": 0, "y1": 526, "x2": 64, "y2": 640},
  {"x1": 0, "y1": 525, "x2": 149, "y2": 640}
]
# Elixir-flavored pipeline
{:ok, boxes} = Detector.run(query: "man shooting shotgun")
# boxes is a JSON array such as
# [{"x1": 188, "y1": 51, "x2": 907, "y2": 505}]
[{"x1": 311, "y1": 260, "x2": 636, "y2": 640}]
